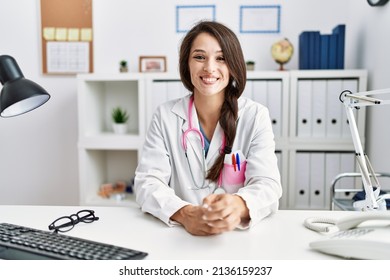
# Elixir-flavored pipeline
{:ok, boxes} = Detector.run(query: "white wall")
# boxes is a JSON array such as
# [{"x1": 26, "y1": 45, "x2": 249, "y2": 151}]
[
  {"x1": 0, "y1": 0, "x2": 79, "y2": 205},
  {"x1": 0, "y1": 0, "x2": 389, "y2": 205},
  {"x1": 348, "y1": 2, "x2": 390, "y2": 172},
  {"x1": 93, "y1": 0, "x2": 351, "y2": 73}
]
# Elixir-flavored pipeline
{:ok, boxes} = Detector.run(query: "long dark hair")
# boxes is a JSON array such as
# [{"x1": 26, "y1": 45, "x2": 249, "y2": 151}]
[{"x1": 179, "y1": 21, "x2": 247, "y2": 182}]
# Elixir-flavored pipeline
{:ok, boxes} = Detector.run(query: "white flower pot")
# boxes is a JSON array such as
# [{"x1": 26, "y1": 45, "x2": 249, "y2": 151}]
[{"x1": 113, "y1": 123, "x2": 128, "y2": 134}]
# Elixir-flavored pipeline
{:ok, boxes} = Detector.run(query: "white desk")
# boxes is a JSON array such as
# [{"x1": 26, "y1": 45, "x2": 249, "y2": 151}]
[{"x1": 0, "y1": 205, "x2": 353, "y2": 260}]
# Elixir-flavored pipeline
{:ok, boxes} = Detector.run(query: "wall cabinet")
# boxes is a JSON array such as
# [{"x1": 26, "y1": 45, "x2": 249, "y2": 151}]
[{"x1": 77, "y1": 70, "x2": 367, "y2": 209}]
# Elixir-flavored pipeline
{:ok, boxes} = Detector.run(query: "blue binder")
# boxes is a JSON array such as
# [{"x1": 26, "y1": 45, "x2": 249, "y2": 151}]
[
  {"x1": 332, "y1": 24, "x2": 345, "y2": 69},
  {"x1": 299, "y1": 31, "x2": 311, "y2": 69},
  {"x1": 299, "y1": 24, "x2": 345, "y2": 70},
  {"x1": 320, "y1": 34, "x2": 330, "y2": 69},
  {"x1": 312, "y1": 32, "x2": 321, "y2": 69},
  {"x1": 328, "y1": 33, "x2": 338, "y2": 69}
]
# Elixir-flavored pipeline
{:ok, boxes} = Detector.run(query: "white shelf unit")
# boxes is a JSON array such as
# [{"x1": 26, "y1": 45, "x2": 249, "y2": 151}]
[
  {"x1": 77, "y1": 73, "x2": 146, "y2": 207},
  {"x1": 77, "y1": 70, "x2": 367, "y2": 210},
  {"x1": 287, "y1": 70, "x2": 367, "y2": 210}
]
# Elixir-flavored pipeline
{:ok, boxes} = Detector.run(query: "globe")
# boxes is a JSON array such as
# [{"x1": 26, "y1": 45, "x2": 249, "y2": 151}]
[{"x1": 271, "y1": 38, "x2": 294, "y2": 71}]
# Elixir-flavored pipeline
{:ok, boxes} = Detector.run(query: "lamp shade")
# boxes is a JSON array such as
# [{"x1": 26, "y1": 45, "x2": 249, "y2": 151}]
[{"x1": 0, "y1": 55, "x2": 50, "y2": 117}]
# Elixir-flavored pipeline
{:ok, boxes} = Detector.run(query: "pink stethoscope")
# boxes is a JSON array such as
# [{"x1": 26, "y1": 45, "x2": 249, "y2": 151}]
[{"x1": 181, "y1": 95, "x2": 225, "y2": 191}]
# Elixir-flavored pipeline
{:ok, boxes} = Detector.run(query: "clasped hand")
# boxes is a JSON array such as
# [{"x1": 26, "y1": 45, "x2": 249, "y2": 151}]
[{"x1": 172, "y1": 193, "x2": 249, "y2": 236}]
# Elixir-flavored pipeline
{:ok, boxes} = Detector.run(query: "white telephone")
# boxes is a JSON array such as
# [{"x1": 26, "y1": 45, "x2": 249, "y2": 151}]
[{"x1": 305, "y1": 212, "x2": 390, "y2": 259}]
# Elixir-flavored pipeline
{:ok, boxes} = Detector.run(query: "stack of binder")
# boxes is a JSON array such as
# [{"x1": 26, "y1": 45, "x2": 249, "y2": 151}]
[
  {"x1": 243, "y1": 80, "x2": 283, "y2": 138},
  {"x1": 299, "y1": 24, "x2": 345, "y2": 70},
  {"x1": 296, "y1": 78, "x2": 358, "y2": 139}
]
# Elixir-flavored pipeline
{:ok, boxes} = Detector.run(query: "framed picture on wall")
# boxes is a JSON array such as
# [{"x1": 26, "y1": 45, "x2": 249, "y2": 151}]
[
  {"x1": 176, "y1": 5, "x2": 216, "y2": 33},
  {"x1": 239, "y1": 5, "x2": 281, "y2": 33},
  {"x1": 139, "y1": 56, "x2": 167, "y2": 72}
]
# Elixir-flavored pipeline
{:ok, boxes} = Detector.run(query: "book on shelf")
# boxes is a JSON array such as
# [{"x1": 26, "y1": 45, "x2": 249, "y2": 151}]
[
  {"x1": 328, "y1": 33, "x2": 338, "y2": 69},
  {"x1": 332, "y1": 24, "x2": 345, "y2": 69},
  {"x1": 299, "y1": 31, "x2": 311, "y2": 70},
  {"x1": 320, "y1": 34, "x2": 330, "y2": 69},
  {"x1": 312, "y1": 31, "x2": 321, "y2": 69},
  {"x1": 298, "y1": 24, "x2": 345, "y2": 70}
]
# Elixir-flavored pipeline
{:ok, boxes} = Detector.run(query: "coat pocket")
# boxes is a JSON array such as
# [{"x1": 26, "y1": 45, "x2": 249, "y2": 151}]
[{"x1": 221, "y1": 161, "x2": 246, "y2": 193}]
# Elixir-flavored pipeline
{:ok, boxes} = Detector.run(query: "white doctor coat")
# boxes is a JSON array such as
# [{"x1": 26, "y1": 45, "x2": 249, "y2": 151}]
[{"x1": 134, "y1": 95, "x2": 282, "y2": 228}]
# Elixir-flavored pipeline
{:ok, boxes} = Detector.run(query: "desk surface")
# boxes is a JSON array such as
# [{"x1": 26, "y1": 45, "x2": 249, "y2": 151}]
[{"x1": 0, "y1": 205, "x2": 353, "y2": 260}]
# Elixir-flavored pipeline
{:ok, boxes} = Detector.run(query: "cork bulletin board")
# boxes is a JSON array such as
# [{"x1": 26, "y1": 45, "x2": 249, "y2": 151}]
[{"x1": 40, "y1": 0, "x2": 93, "y2": 74}]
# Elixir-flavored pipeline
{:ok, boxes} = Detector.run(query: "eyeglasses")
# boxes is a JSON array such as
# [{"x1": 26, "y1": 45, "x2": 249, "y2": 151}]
[{"x1": 48, "y1": 209, "x2": 99, "y2": 233}]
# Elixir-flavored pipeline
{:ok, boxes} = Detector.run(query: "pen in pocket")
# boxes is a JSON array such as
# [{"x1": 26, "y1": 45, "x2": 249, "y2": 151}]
[
  {"x1": 236, "y1": 153, "x2": 240, "y2": 171},
  {"x1": 232, "y1": 154, "x2": 236, "y2": 171}
]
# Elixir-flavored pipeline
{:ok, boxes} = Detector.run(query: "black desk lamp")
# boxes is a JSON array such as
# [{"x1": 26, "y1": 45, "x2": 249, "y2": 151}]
[{"x1": 0, "y1": 55, "x2": 50, "y2": 117}]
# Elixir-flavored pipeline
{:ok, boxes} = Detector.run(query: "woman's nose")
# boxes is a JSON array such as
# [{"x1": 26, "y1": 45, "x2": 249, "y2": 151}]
[{"x1": 203, "y1": 60, "x2": 216, "y2": 73}]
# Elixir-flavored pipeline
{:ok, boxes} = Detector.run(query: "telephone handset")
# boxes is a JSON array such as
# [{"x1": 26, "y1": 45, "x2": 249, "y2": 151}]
[
  {"x1": 304, "y1": 211, "x2": 390, "y2": 232},
  {"x1": 305, "y1": 212, "x2": 390, "y2": 259},
  {"x1": 336, "y1": 212, "x2": 390, "y2": 230}
]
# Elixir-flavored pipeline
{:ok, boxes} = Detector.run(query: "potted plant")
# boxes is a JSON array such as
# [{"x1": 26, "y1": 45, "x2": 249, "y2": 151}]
[
  {"x1": 119, "y1": 60, "x2": 128, "y2": 72},
  {"x1": 246, "y1": 61, "x2": 255, "y2": 71},
  {"x1": 112, "y1": 107, "x2": 129, "y2": 134}
]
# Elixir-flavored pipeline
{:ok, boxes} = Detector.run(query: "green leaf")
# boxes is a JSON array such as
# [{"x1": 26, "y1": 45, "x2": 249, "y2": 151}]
[{"x1": 111, "y1": 107, "x2": 129, "y2": 123}]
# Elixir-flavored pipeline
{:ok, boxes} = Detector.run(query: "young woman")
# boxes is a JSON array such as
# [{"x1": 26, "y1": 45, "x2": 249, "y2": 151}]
[{"x1": 134, "y1": 21, "x2": 282, "y2": 236}]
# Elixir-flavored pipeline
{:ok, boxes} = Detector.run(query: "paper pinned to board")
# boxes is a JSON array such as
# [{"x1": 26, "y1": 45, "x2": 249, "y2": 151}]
[
  {"x1": 55, "y1": 28, "x2": 67, "y2": 41},
  {"x1": 80, "y1": 28, "x2": 92, "y2": 41},
  {"x1": 46, "y1": 41, "x2": 89, "y2": 73},
  {"x1": 43, "y1": 27, "x2": 56, "y2": 40},
  {"x1": 67, "y1": 28, "x2": 80, "y2": 41}
]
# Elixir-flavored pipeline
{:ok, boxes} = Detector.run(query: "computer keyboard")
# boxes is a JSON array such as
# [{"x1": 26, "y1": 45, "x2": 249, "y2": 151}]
[{"x1": 0, "y1": 223, "x2": 148, "y2": 260}]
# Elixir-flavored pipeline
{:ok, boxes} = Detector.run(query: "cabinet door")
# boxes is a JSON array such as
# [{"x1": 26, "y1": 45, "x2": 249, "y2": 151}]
[
  {"x1": 267, "y1": 81, "x2": 282, "y2": 138},
  {"x1": 296, "y1": 80, "x2": 312, "y2": 137},
  {"x1": 292, "y1": 151, "x2": 357, "y2": 210},
  {"x1": 294, "y1": 76, "x2": 361, "y2": 141},
  {"x1": 326, "y1": 79, "x2": 343, "y2": 138},
  {"x1": 242, "y1": 80, "x2": 254, "y2": 99},
  {"x1": 252, "y1": 80, "x2": 268, "y2": 106},
  {"x1": 149, "y1": 80, "x2": 188, "y2": 128},
  {"x1": 310, "y1": 152, "x2": 326, "y2": 208},
  {"x1": 294, "y1": 152, "x2": 310, "y2": 208},
  {"x1": 325, "y1": 152, "x2": 342, "y2": 209},
  {"x1": 311, "y1": 80, "x2": 327, "y2": 138},
  {"x1": 166, "y1": 81, "x2": 187, "y2": 100},
  {"x1": 150, "y1": 81, "x2": 168, "y2": 120},
  {"x1": 251, "y1": 80, "x2": 283, "y2": 138}
]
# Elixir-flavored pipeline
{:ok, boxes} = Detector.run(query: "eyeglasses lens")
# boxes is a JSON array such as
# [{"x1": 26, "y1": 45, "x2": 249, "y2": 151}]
[
  {"x1": 77, "y1": 210, "x2": 98, "y2": 223},
  {"x1": 50, "y1": 216, "x2": 74, "y2": 232}
]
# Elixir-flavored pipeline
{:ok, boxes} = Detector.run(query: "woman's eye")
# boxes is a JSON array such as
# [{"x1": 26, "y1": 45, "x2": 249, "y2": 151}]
[
  {"x1": 193, "y1": 55, "x2": 205, "y2": 60},
  {"x1": 217, "y1": 56, "x2": 225, "y2": 62}
]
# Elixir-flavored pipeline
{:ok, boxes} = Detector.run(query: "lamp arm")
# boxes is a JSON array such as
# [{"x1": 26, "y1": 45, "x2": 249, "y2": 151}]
[
  {"x1": 349, "y1": 87, "x2": 390, "y2": 97},
  {"x1": 343, "y1": 103, "x2": 378, "y2": 210},
  {"x1": 340, "y1": 89, "x2": 390, "y2": 210}
]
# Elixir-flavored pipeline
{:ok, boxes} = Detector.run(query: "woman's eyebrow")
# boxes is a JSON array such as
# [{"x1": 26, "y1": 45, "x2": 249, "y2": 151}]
[
  {"x1": 191, "y1": 49, "x2": 223, "y2": 54},
  {"x1": 191, "y1": 49, "x2": 206, "y2": 54}
]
